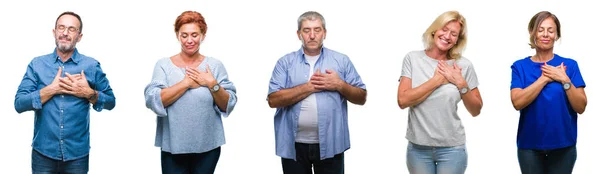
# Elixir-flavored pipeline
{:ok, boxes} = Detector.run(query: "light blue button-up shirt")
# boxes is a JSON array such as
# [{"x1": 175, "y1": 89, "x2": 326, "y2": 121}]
[
  {"x1": 268, "y1": 47, "x2": 366, "y2": 160},
  {"x1": 15, "y1": 49, "x2": 116, "y2": 161}
]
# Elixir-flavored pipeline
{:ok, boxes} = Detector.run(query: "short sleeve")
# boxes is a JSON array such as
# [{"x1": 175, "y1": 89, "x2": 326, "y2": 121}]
[
  {"x1": 268, "y1": 58, "x2": 288, "y2": 95},
  {"x1": 400, "y1": 53, "x2": 412, "y2": 81},
  {"x1": 462, "y1": 59, "x2": 479, "y2": 90},
  {"x1": 567, "y1": 60, "x2": 586, "y2": 88},
  {"x1": 511, "y1": 61, "x2": 524, "y2": 89},
  {"x1": 342, "y1": 56, "x2": 366, "y2": 90}
]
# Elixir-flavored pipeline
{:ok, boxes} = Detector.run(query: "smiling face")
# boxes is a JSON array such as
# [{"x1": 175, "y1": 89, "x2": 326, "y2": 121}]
[
  {"x1": 432, "y1": 20, "x2": 461, "y2": 52},
  {"x1": 177, "y1": 23, "x2": 203, "y2": 56},
  {"x1": 533, "y1": 17, "x2": 557, "y2": 51},
  {"x1": 53, "y1": 14, "x2": 82, "y2": 53}
]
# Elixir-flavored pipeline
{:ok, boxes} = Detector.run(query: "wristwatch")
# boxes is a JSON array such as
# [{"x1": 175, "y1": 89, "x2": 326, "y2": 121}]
[
  {"x1": 88, "y1": 90, "x2": 98, "y2": 101},
  {"x1": 562, "y1": 82, "x2": 572, "y2": 90},
  {"x1": 459, "y1": 87, "x2": 469, "y2": 95},
  {"x1": 210, "y1": 84, "x2": 220, "y2": 93}
]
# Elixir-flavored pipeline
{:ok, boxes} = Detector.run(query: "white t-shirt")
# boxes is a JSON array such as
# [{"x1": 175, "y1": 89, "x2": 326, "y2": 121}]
[
  {"x1": 296, "y1": 54, "x2": 320, "y2": 144},
  {"x1": 400, "y1": 50, "x2": 479, "y2": 147}
]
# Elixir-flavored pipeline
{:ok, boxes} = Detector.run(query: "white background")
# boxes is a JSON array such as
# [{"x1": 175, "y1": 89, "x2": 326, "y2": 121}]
[{"x1": 0, "y1": 0, "x2": 597, "y2": 173}]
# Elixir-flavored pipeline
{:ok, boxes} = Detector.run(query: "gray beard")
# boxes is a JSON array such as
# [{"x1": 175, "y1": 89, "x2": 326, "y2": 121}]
[
  {"x1": 55, "y1": 36, "x2": 78, "y2": 53},
  {"x1": 300, "y1": 36, "x2": 324, "y2": 49},
  {"x1": 56, "y1": 42, "x2": 75, "y2": 52}
]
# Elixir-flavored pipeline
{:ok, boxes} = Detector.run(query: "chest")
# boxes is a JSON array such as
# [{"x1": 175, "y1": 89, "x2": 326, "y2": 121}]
[
  {"x1": 165, "y1": 67, "x2": 214, "y2": 104},
  {"x1": 286, "y1": 59, "x2": 344, "y2": 88},
  {"x1": 37, "y1": 62, "x2": 96, "y2": 89}
]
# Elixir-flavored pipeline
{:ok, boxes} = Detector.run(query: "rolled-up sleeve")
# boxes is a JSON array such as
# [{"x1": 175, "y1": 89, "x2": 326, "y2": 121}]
[
  {"x1": 145, "y1": 61, "x2": 168, "y2": 117},
  {"x1": 92, "y1": 62, "x2": 116, "y2": 112},
  {"x1": 14, "y1": 62, "x2": 43, "y2": 113},
  {"x1": 211, "y1": 61, "x2": 237, "y2": 118},
  {"x1": 268, "y1": 58, "x2": 288, "y2": 95},
  {"x1": 342, "y1": 56, "x2": 366, "y2": 90}
]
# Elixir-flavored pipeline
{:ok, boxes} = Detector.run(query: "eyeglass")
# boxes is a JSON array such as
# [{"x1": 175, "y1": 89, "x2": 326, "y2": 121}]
[{"x1": 56, "y1": 25, "x2": 79, "y2": 33}]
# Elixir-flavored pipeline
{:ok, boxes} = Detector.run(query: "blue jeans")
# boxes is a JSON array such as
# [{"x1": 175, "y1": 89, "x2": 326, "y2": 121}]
[
  {"x1": 161, "y1": 147, "x2": 221, "y2": 174},
  {"x1": 406, "y1": 142, "x2": 468, "y2": 174},
  {"x1": 31, "y1": 149, "x2": 89, "y2": 174},
  {"x1": 518, "y1": 145, "x2": 577, "y2": 174},
  {"x1": 281, "y1": 143, "x2": 344, "y2": 174}
]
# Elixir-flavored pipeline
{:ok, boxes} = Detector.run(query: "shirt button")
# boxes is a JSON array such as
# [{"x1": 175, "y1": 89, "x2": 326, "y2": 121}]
[
  {"x1": 60, "y1": 140, "x2": 63, "y2": 144},
  {"x1": 60, "y1": 110, "x2": 63, "y2": 113},
  {"x1": 61, "y1": 95, "x2": 64, "y2": 98},
  {"x1": 61, "y1": 125, "x2": 64, "y2": 129}
]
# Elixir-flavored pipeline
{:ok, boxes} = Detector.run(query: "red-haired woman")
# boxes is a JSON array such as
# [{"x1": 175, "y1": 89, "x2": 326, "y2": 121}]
[{"x1": 144, "y1": 11, "x2": 237, "y2": 173}]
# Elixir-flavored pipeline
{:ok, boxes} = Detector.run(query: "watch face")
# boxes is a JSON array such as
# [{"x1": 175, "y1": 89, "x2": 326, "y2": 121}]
[
  {"x1": 212, "y1": 85, "x2": 220, "y2": 92},
  {"x1": 563, "y1": 83, "x2": 571, "y2": 90},
  {"x1": 460, "y1": 87, "x2": 468, "y2": 94}
]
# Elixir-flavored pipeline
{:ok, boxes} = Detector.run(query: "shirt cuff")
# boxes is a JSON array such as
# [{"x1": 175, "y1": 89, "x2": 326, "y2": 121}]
[
  {"x1": 33, "y1": 90, "x2": 42, "y2": 110},
  {"x1": 92, "y1": 92, "x2": 105, "y2": 112},
  {"x1": 214, "y1": 90, "x2": 236, "y2": 118}
]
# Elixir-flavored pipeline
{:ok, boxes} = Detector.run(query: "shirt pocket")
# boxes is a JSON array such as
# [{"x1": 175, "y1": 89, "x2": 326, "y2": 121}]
[
  {"x1": 80, "y1": 65, "x2": 96, "y2": 89},
  {"x1": 286, "y1": 65, "x2": 309, "y2": 88}
]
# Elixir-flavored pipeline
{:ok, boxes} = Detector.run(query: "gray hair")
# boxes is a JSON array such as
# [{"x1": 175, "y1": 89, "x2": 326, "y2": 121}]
[{"x1": 297, "y1": 11, "x2": 326, "y2": 31}]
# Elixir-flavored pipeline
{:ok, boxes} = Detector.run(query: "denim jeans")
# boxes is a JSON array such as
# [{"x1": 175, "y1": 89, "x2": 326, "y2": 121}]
[
  {"x1": 406, "y1": 142, "x2": 468, "y2": 174},
  {"x1": 518, "y1": 145, "x2": 576, "y2": 174},
  {"x1": 281, "y1": 143, "x2": 344, "y2": 174},
  {"x1": 161, "y1": 147, "x2": 221, "y2": 174},
  {"x1": 31, "y1": 149, "x2": 89, "y2": 174}
]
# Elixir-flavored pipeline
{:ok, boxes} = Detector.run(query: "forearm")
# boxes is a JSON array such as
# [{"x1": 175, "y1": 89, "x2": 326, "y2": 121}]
[
  {"x1": 211, "y1": 84, "x2": 230, "y2": 112},
  {"x1": 160, "y1": 82, "x2": 189, "y2": 107},
  {"x1": 511, "y1": 79, "x2": 547, "y2": 110},
  {"x1": 88, "y1": 90, "x2": 98, "y2": 105},
  {"x1": 268, "y1": 83, "x2": 313, "y2": 108},
  {"x1": 339, "y1": 82, "x2": 366, "y2": 105},
  {"x1": 39, "y1": 86, "x2": 57, "y2": 104},
  {"x1": 461, "y1": 88, "x2": 483, "y2": 116},
  {"x1": 566, "y1": 87, "x2": 587, "y2": 114},
  {"x1": 398, "y1": 78, "x2": 442, "y2": 109}
]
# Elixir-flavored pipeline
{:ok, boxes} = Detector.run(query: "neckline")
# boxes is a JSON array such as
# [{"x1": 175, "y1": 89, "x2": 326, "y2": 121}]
[
  {"x1": 169, "y1": 56, "x2": 207, "y2": 69},
  {"x1": 528, "y1": 54, "x2": 556, "y2": 64},
  {"x1": 422, "y1": 50, "x2": 455, "y2": 63}
]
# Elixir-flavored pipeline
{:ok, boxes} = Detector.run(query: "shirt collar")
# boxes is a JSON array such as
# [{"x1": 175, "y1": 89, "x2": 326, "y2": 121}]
[
  {"x1": 297, "y1": 46, "x2": 325, "y2": 63},
  {"x1": 53, "y1": 48, "x2": 81, "y2": 64}
]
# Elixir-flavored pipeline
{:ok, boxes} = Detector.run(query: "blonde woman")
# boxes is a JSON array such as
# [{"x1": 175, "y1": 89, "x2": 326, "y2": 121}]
[{"x1": 397, "y1": 11, "x2": 483, "y2": 174}]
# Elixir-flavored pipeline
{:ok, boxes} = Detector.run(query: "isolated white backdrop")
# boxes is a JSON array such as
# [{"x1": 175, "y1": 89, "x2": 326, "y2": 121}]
[{"x1": 0, "y1": 0, "x2": 597, "y2": 173}]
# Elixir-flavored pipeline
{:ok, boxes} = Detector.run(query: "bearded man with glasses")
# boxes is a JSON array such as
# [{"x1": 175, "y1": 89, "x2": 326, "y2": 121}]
[{"x1": 14, "y1": 11, "x2": 116, "y2": 174}]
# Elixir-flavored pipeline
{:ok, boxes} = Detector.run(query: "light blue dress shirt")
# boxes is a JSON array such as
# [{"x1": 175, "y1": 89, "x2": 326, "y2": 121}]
[{"x1": 268, "y1": 47, "x2": 366, "y2": 160}]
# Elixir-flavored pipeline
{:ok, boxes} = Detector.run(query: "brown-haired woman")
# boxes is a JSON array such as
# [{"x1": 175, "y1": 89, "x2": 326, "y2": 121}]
[{"x1": 510, "y1": 11, "x2": 587, "y2": 174}]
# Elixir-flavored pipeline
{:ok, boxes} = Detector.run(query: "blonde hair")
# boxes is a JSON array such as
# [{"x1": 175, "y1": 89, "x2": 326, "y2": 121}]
[{"x1": 422, "y1": 11, "x2": 467, "y2": 60}]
